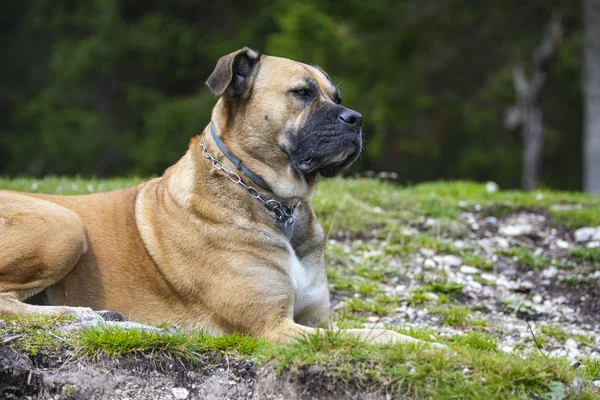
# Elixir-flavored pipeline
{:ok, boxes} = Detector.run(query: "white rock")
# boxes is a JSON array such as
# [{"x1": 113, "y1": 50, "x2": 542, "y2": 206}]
[
  {"x1": 541, "y1": 266, "x2": 559, "y2": 279},
  {"x1": 495, "y1": 237, "x2": 510, "y2": 249},
  {"x1": 172, "y1": 388, "x2": 189, "y2": 400},
  {"x1": 441, "y1": 255, "x2": 462, "y2": 267},
  {"x1": 587, "y1": 241, "x2": 600, "y2": 249},
  {"x1": 536, "y1": 193, "x2": 544, "y2": 200},
  {"x1": 532, "y1": 294, "x2": 543, "y2": 304},
  {"x1": 499, "y1": 224, "x2": 534, "y2": 237},
  {"x1": 565, "y1": 338, "x2": 579, "y2": 349},
  {"x1": 592, "y1": 230, "x2": 600, "y2": 241},
  {"x1": 592, "y1": 380, "x2": 600, "y2": 388},
  {"x1": 458, "y1": 200, "x2": 468, "y2": 208},
  {"x1": 574, "y1": 227, "x2": 597, "y2": 242},
  {"x1": 555, "y1": 239, "x2": 570, "y2": 249},
  {"x1": 425, "y1": 218, "x2": 437, "y2": 227},
  {"x1": 423, "y1": 259, "x2": 437, "y2": 268},
  {"x1": 420, "y1": 248, "x2": 435, "y2": 257},
  {"x1": 460, "y1": 265, "x2": 481, "y2": 275},
  {"x1": 486, "y1": 181, "x2": 499, "y2": 193},
  {"x1": 402, "y1": 227, "x2": 418, "y2": 236},
  {"x1": 485, "y1": 216, "x2": 498, "y2": 225}
]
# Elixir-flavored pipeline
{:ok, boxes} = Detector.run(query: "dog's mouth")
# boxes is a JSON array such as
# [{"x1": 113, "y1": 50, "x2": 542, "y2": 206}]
[{"x1": 291, "y1": 135, "x2": 361, "y2": 178}]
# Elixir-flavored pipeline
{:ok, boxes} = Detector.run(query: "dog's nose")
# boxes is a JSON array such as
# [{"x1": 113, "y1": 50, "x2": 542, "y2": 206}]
[{"x1": 338, "y1": 109, "x2": 363, "y2": 128}]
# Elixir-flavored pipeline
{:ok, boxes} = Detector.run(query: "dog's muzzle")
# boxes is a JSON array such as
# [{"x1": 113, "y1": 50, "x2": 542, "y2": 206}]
[{"x1": 290, "y1": 105, "x2": 363, "y2": 178}]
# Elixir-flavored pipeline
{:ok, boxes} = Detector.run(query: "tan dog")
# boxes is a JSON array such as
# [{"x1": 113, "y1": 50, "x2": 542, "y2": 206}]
[{"x1": 0, "y1": 48, "x2": 419, "y2": 345}]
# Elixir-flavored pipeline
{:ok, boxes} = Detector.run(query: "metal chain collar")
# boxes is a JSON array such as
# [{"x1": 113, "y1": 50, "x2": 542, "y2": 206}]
[{"x1": 199, "y1": 139, "x2": 300, "y2": 233}]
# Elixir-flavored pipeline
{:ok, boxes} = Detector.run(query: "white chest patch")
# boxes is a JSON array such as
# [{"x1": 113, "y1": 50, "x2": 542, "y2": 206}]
[{"x1": 288, "y1": 248, "x2": 327, "y2": 317}]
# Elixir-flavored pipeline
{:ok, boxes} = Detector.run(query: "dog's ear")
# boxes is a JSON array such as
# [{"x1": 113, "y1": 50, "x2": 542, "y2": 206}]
[{"x1": 206, "y1": 47, "x2": 261, "y2": 98}]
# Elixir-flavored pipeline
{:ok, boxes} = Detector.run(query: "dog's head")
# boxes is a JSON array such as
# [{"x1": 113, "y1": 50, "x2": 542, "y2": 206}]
[{"x1": 206, "y1": 48, "x2": 363, "y2": 184}]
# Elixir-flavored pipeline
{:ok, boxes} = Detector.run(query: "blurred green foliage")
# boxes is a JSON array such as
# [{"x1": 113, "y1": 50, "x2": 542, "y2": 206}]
[{"x1": 0, "y1": 0, "x2": 584, "y2": 189}]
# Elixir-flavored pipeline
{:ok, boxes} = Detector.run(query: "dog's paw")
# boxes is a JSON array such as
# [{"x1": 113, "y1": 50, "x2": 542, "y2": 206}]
[
  {"x1": 96, "y1": 310, "x2": 127, "y2": 322},
  {"x1": 360, "y1": 329, "x2": 448, "y2": 349}
]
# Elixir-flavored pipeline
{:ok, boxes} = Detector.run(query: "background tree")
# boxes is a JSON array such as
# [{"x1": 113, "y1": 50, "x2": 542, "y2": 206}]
[
  {"x1": 583, "y1": 0, "x2": 600, "y2": 193},
  {"x1": 0, "y1": 0, "x2": 590, "y2": 191},
  {"x1": 505, "y1": 17, "x2": 563, "y2": 191}
]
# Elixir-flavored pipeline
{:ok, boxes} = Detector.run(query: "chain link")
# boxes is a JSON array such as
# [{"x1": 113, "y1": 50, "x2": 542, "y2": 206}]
[{"x1": 199, "y1": 139, "x2": 300, "y2": 224}]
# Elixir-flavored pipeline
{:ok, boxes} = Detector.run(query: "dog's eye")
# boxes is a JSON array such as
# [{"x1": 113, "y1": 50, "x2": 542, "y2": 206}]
[{"x1": 290, "y1": 88, "x2": 312, "y2": 99}]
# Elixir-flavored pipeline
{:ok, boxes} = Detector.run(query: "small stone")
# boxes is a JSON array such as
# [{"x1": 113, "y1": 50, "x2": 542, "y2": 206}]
[
  {"x1": 485, "y1": 216, "x2": 498, "y2": 225},
  {"x1": 486, "y1": 181, "x2": 499, "y2": 193},
  {"x1": 401, "y1": 227, "x2": 418, "y2": 236},
  {"x1": 555, "y1": 239, "x2": 570, "y2": 249},
  {"x1": 425, "y1": 218, "x2": 437, "y2": 226},
  {"x1": 542, "y1": 267, "x2": 559, "y2": 279},
  {"x1": 587, "y1": 241, "x2": 600, "y2": 248},
  {"x1": 423, "y1": 259, "x2": 437, "y2": 268},
  {"x1": 495, "y1": 237, "x2": 510, "y2": 249},
  {"x1": 458, "y1": 200, "x2": 468, "y2": 207},
  {"x1": 591, "y1": 380, "x2": 600, "y2": 388},
  {"x1": 499, "y1": 224, "x2": 534, "y2": 237},
  {"x1": 536, "y1": 193, "x2": 544, "y2": 200},
  {"x1": 574, "y1": 227, "x2": 597, "y2": 242},
  {"x1": 441, "y1": 255, "x2": 462, "y2": 267},
  {"x1": 593, "y1": 230, "x2": 600, "y2": 241},
  {"x1": 565, "y1": 338, "x2": 578, "y2": 349},
  {"x1": 532, "y1": 294, "x2": 543, "y2": 304},
  {"x1": 460, "y1": 265, "x2": 481, "y2": 275},
  {"x1": 172, "y1": 387, "x2": 189, "y2": 400},
  {"x1": 420, "y1": 248, "x2": 435, "y2": 257}
]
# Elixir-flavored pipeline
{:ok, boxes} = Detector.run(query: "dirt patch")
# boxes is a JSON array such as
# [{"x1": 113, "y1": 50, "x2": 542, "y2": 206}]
[{"x1": 0, "y1": 345, "x2": 390, "y2": 400}]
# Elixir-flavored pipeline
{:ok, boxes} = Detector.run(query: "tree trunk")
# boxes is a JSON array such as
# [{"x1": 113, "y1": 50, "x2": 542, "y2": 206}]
[
  {"x1": 522, "y1": 107, "x2": 544, "y2": 190},
  {"x1": 583, "y1": 0, "x2": 600, "y2": 193},
  {"x1": 505, "y1": 17, "x2": 562, "y2": 191}
]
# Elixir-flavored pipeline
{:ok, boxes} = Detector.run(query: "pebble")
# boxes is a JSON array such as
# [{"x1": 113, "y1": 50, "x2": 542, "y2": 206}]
[
  {"x1": 555, "y1": 239, "x2": 570, "y2": 249},
  {"x1": 592, "y1": 380, "x2": 600, "y2": 388},
  {"x1": 541, "y1": 267, "x2": 559, "y2": 279},
  {"x1": 442, "y1": 255, "x2": 462, "y2": 267},
  {"x1": 172, "y1": 387, "x2": 189, "y2": 400},
  {"x1": 485, "y1": 216, "x2": 498, "y2": 225},
  {"x1": 420, "y1": 248, "x2": 435, "y2": 257},
  {"x1": 499, "y1": 224, "x2": 534, "y2": 237},
  {"x1": 460, "y1": 265, "x2": 481, "y2": 275},
  {"x1": 486, "y1": 181, "x2": 499, "y2": 193},
  {"x1": 423, "y1": 259, "x2": 437, "y2": 268},
  {"x1": 574, "y1": 227, "x2": 598, "y2": 242},
  {"x1": 587, "y1": 241, "x2": 600, "y2": 248}
]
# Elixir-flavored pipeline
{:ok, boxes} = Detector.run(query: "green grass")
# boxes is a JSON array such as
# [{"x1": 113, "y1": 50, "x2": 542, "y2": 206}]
[
  {"x1": 77, "y1": 326, "x2": 260, "y2": 361},
  {"x1": 0, "y1": 314, "x2": 74, "y2": 355},
  {"x1": 2, "y1": 178, "x2": 600, "y2": 398},
  {"x1": 569, "y1": 247, "x2": 600, "y2": 265},
  {"x1": 260, "y1": 330, "x2": 586, "y2": 399},
  {"x1": 542, "y1": 325, "x2": 568, "y2": 341},
  {"x1": 499, "y1": 246, "x2": 556, "y2": 270}
]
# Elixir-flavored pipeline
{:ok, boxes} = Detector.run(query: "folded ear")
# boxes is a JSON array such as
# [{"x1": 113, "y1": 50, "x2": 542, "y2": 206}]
[{"x1": 206, "y1": 47, "x2": 261, "y2": 98}]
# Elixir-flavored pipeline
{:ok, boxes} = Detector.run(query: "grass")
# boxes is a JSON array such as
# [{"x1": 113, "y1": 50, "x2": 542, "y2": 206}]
[
  {"x1": 1, "y1": 177, "x2": 600, "y2": 398},
  {"x1": 77, "y1": 326, "x2": 260, "y2": 361},
  {"x1": 499, "y1": 246, "x2": 556, "y2": 270},
  {"x1": 0, "y1": 314, "x2": 74, "y2": 355}
]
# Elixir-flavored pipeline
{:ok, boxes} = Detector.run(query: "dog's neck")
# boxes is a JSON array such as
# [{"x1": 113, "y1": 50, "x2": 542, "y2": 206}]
[{"x1": 200, "y1": 102, "x2": 317, "y2": 203}]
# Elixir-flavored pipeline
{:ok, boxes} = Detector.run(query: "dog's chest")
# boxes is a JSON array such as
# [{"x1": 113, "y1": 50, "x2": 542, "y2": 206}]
[{"x1": 287, "y1": 250, "x2": 327, "y2": 317}]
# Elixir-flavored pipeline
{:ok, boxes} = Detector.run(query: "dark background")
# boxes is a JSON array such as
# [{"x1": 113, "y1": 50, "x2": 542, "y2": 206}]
[{"x1": 0, "y1": 0, "x2": 585, "y2": 189}]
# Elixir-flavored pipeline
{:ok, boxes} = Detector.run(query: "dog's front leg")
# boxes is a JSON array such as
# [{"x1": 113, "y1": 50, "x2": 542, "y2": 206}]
[{"x1": 264, "y1": 318, "x2": 421, "y2": 345}]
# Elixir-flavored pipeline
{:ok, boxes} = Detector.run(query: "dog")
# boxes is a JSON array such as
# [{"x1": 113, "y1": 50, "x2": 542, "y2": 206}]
[{"x1": 0, "y1": 48, "x2": 420, "y2": 345}]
